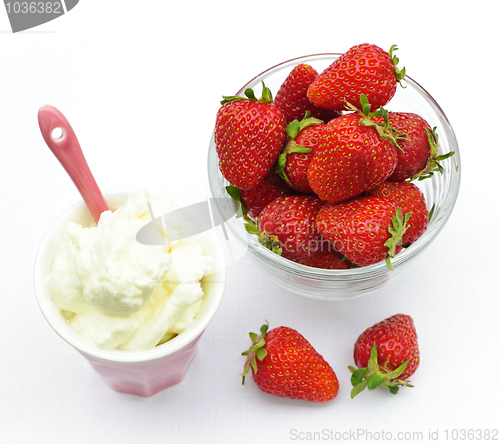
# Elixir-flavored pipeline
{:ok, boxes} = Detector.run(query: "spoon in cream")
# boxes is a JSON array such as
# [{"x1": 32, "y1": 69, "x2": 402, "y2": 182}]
[{"x1": 38, "y1": 105, "x2": 109, "y2": 224}]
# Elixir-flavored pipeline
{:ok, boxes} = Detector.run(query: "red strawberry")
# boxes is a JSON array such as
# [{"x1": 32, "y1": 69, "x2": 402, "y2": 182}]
[
  {"x1": 242, "y1": 322, "x2": 339, "y2": 402},
  {"x1": 225, "y1": 171, "x2": 293, "y2": 220},
  {"x1": 274, "y1": 63, "x2": 342, "y2": 124},
  {"x1": 307, "y1": 105, "x2": 399, "y2": 204},
  {"x1": 215, "y1": 82, "x2": 287, "y2": 190},
  {"x1": 349, "y1": 314, "x2": 420, "y2": 397},
  {"x1": 254, "y1": 195, "x2": 351, "y2": 269},
  {"x1": 375, "y1": 112, "x2": 455, "y2": 182},
  {"x1": 276, "y1": 114, "x2": 325, "y2": 194},
  {"x1": 307, "y1": 43, "x2": 405, "y2": 112},
  {"x1": 366, "y1": 181, "x2": 428, "y2": 246},
  {"x1": 315, "y1": 195, "x2": 410, "y2": 269}
]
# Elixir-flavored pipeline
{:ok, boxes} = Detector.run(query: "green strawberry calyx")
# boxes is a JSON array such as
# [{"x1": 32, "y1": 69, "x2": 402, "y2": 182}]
[
  {"x1": 285, "y1": 111, "x2": 324, "y2": 139},
  {"x1": 348, "y1": 343, "x2": 413, "y2": 398},
  {"x1": 346, "y1": 95, "x2": 408, "y2": 151},
  {"x1": 243, "y1": 217, "x2": 283, "y2": 256},
  {"x1": 409, "y1": 127, "x2": 455, "y2": 182},
  {"x1": 221, "y1": 81, "x2": 274, "y2": 105},
  {"x1": 384, "y1": 208, "x2": 411, "y2": 271},
  {"x1": 276, "y1": 111, "x2": 322, "y2": 185},
  {"x1": 241, "y1": 322, "x2": 269, "y2": 384},
  {"x1": 389, "y1": 44, "x2": 406, "y2": 84},
  {"x1": 225, "y1": 185, "x2": 255, "y2": 223},
  {"x1": 226, "y1": 185, "x2": 282, "y2": 254},
  {"x1": 428, "y1": 203, "x2": 436, "y2": 223}
]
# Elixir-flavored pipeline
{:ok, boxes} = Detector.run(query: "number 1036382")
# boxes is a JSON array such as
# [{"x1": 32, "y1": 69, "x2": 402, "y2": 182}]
[
  {"x1": 444, "y1": 429, "x2": 498, "y2": 441},
  {"x1": 5, "y1": 2, "x2": 62, "y2": 14}
]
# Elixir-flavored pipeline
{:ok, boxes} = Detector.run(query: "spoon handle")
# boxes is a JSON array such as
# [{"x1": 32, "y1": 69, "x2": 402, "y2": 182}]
[{"x1": 38, "y1": 105, "x2": 109, "y2": 223}]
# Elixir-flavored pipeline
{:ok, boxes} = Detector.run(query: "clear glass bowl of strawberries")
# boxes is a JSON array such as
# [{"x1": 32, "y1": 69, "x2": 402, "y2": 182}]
[{"x1": 208, "y1": 45, "x2": 461, "y2": 300}]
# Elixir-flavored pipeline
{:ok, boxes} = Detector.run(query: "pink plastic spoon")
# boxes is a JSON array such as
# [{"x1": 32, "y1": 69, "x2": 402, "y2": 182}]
[{"x1": 38, "y1": 105, "x2": 109, "y2": 224}]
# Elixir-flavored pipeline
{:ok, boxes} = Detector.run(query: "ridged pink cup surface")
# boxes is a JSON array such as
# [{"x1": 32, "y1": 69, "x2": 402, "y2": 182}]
[
  {"x1": 80, "y1": 338, "x2": 202, "y2": 397},
  {"x1": 34, "y1": 189, "x2": 226, "y2": 397}
]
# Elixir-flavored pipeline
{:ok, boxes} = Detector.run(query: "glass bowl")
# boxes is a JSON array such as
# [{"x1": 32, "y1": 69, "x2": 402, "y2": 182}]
[{"x1": 207, "y1": 53, "x2": 461, "y2": 300}]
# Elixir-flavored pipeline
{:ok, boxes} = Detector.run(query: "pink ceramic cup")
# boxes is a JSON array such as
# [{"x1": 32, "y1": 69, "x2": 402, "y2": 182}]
[{"x1": 33, "y1": 189, "x2": 226, "y2": 397}]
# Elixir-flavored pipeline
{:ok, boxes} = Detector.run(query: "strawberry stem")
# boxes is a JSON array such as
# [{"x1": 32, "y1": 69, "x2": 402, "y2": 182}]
[
  {"x1": 225, "y1": 185, "x2": 255, "y2": 223},
  {"x1": 221, "y1": 81, "x2": 274, "y2": 105},
  {"x1": 258, "y1": 231, "x2": 282, "y2": 255},
  {"x1": 243, "y1": 216, "x2": 283, "y2": 255},
  {"x1": 346, "y1": 95, "x2": 408, "y2": 151},
  {"x1": 384, "y1": 208, "x2": 411, "y2": 270},
  {"x1": 409, "y1": 127, "x2": 455, "y2": 182},
  {"x1": 349, "y1": 343, "x2": 413, "y2": 398},
  {"x1": 276, "y1": 112, "x2": 321, "y2": 185},
  {"x1": 389, "y1": 44, "x2": 406, "y2": 83},
  {"x1": 285, "y1": 111, "x2": 324, "y2": 139},
  {"x1": 241, "y1": 322, "x2": 269, "y2": 384}
]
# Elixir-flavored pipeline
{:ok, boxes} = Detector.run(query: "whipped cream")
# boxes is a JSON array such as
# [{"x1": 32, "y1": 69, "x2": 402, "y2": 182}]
[{"x1": 46, "y1": 189, "x2": 213, "y2": 351}]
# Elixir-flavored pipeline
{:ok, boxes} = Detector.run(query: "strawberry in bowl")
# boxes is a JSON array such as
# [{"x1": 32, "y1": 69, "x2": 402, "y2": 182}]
[{"x1": 207, "y1": 48, "x2": 460, "y2": 299}]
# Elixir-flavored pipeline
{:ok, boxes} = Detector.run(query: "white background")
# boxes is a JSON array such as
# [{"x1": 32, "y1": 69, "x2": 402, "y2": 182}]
[{"x1": 1, "y1": 1, "x2": 499, "y2": 443}]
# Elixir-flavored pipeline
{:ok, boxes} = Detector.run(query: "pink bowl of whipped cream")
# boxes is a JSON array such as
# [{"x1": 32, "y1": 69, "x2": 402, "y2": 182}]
[{"x1": 34, "y1": 188, "x2": 226, "y2": 396}]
